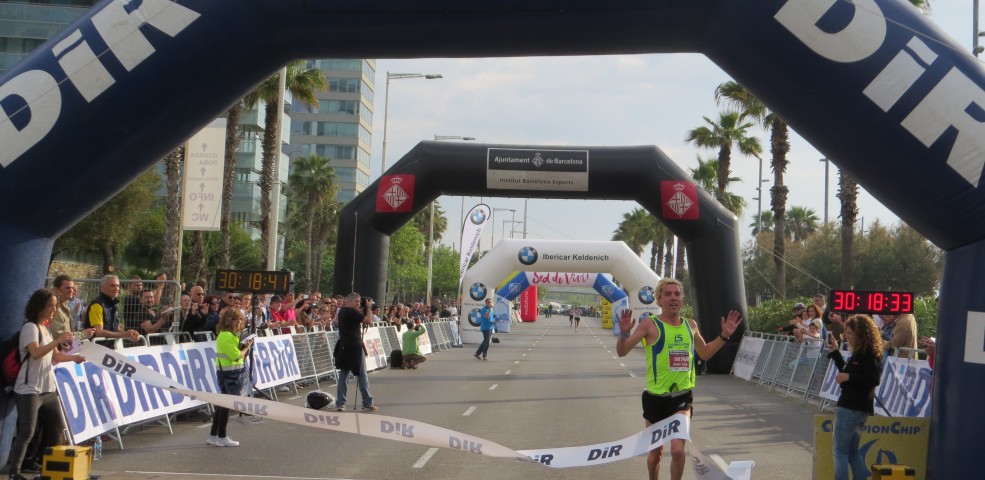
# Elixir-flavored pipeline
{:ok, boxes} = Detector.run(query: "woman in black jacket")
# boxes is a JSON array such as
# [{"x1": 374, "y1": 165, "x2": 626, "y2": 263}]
[{"x1": 826, "y1": 314, "x2": 883, "y2": 480}]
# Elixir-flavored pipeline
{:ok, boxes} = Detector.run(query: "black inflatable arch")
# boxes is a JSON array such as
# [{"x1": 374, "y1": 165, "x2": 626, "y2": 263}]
[
  {"x1": 1, "y1": 1, "x2": 983, "y2": 475},
  {"x1": 334, "y1": 142, "x2": 745, "y2": 373}
]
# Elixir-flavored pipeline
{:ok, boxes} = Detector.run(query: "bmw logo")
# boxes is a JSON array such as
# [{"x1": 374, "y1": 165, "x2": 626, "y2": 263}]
[
  {"x1": 638, "y1": 286, "x2": 655, "y2": 304},
  {"x1": 470, "y1": 209, "x2": 487, "y2": 225},
  {"x1": 518, "y1": 246, "x2": 538, "y2": 265},
  {"x1": 468, "y1": 308, "x2": 482, "y2": 327},
  {"x1": 469, "y1": 283, "x2": 488, "y2": 301}
]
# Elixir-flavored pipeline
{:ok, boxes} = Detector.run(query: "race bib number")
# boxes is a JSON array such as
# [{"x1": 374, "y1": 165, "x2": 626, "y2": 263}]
[{"x1": 668, "y1": 350, "x2": 690, "y2": 371}]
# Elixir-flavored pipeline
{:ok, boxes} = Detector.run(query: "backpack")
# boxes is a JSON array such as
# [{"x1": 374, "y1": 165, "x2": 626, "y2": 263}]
[
  {"x1": 1, "y1": 323, "x2": 38, "y2": 390},
  {"x1": 389, "y1": 349, "x2": 404, "y2": 369}
]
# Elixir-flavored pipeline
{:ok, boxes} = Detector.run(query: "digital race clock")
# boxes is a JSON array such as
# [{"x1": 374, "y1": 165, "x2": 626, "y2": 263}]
[
  {"x1": 829, "y1": 289, "x2": 914, "y2": 315},
  {"x1": 214, "y1": 270, "x2": 293, "y2": 293}
]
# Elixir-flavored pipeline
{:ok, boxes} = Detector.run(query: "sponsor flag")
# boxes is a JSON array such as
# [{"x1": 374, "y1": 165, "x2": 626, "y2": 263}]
[
  {"x1": 459, "y1": 204, "x2": 491, "y2": 290},
  {"x1": 376, "y1": 174, "x2": 415, "y2": 212},
  {"x1": 660, "y1": 180, "x2": 699, "y2": 220}
]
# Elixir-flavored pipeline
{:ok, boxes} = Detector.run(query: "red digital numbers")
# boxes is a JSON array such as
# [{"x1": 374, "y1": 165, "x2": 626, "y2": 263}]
[{"x1": 829, "y1": 290, "x2": 913, "y2": 314}]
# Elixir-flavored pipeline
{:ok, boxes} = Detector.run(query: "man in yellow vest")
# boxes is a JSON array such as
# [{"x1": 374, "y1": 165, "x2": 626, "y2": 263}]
[{"x1": 616, "y1": 278, "x2": 741, "y2": 480}]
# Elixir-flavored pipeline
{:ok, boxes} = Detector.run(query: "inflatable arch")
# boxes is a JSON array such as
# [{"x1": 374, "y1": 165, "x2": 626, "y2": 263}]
[
  {"x1": 0, "y1": 1, "x2": 982, "y2": 474},
  {"x1": 461, "y1": 240, "x2": 651, "y2": 344},
  {"x1": 335, "y1": 143, "x2": 745, "y2": 373},
  {"x1": 494, "y1": 270, "x2": 630, "y2": 331}
]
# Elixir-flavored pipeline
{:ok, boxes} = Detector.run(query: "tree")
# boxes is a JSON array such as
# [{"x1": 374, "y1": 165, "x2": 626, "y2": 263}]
[
  {"x1": 220, "y1": 104, "x2": 242, "y2": 269},
  {"x1": 715, "y1": 80, "x2": 790, "y2": 297},
  {"x1": 785, "y1": 206, "x2": 819, "y2": 242},
  {"x1": 837, "y1": 170, "x2": 859, "y2": 287},
  {"x1": 287, "y1": 154, "x2": 338, "y2": 290},
  {"x1": 689, "y1": 156, "x2": 746, "y2": 218},
  {"x1": 53, "y1": 169, "x2": 160, "y2": 274},
  {"x1": 245, "y1": 61, "x2": 327, "y2": 267},
  {"x1": 413, "y1": 203, "x2": 449, "y2": 274},
  {"x1": 749, "y1": 210, "x2": 775, "y2": 236},
  {"x1": 162, "y1": 147, "x2": 184, "y2": 281},
  {"x1": 612, "y1": 208, "x2": 669, "y2": 276},
  {"x1": 684, "y1": 111, "x2": 762, "y2": 202},
  {"x1": 387, "y1": 224, "x2": 428, "y2": 302}
]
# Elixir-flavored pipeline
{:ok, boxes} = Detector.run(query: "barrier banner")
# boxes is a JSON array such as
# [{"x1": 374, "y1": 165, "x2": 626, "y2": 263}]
[
  {"x1": 732, "y1": 337, "x2": 765, "y2": 381},
  {"x1": 79, "y1": 342, "x2": 694, "y2": 468},
  {"x1": 58, "y1": 337, "x2": 303, "y2": 443},
  {"x1": 814, "y1": 415, "x2": 929, "y2": 479},
  {"x1": 875, "y1": 356, "x2": 933, "y2": 417},
  {"x1": 362, "y1": 327, "x2": 387, "y2": 371},
  {"x1": 819, "y1": 352, "x2": 932, "y2": 417}
]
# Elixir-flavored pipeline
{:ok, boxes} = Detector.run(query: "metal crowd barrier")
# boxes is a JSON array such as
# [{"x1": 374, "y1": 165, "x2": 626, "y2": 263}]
[{"x1": 735, "y1": 331, "x2": 928, "y2": 411}]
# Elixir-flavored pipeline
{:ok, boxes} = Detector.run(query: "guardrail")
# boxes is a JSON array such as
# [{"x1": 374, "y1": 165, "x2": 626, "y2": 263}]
[{"x1": 733, "y1": 331, "x2": 929, "y2": 411}]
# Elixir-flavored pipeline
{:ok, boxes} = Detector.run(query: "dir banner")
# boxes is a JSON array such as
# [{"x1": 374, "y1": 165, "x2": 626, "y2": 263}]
[
  {"x1": 814, "y1": 415, "x2": 929, "y2": 479},
  {"x1": 819, "y1": 353, "x2": 932, "y2": 417},
  {"x1": 57, "y1": 335, "x2": 302, "y2": 443}
]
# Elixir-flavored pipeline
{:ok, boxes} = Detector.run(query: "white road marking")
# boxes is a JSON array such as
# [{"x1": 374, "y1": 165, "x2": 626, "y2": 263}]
[
  {"x1": 463, "y1": 406, "x2": 477, "y2": 416},
  {"x1": 629, "y1": 372, "x2": 637, "y2": 378},
  {"x1": 619, "y1": 363, "x2": 626, "y2": 367},
  {"x1": 514, "y1": 360, "x2": 520, "y2": 364},
  {"x1": 126, "y1": 472, "x2": 341, "y2": 479},
  {"x1": 413, "y1": 448, "x2": 440, "y2": 468},
  {"x1": 489, "y1": 384, "x2": 498, "y2": 390},
  {"x1": 504, "y1": 370, "x2": 511, "y2": 375}
]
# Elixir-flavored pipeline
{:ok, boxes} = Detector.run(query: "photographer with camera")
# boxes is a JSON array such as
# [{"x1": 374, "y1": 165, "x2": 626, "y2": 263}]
[
  {"x1": 333, "y1": 293, "x2": 379, "y2": 412},
  {"x1": 401, "y1": 319, "x2": 427, "y2": 369}
]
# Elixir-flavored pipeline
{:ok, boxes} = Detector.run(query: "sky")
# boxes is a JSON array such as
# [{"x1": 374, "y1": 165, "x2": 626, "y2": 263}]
[{"x1": 366, "y1": 2, "x2": 975, "y2": 252}]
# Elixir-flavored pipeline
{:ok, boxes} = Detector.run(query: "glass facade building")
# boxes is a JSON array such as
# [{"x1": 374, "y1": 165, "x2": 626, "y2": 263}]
[
  {"x1": 0, "y1": 0, "x2": 96, "y2": 74},
  {"x1": 289, "y1": 59, "x2": 376, "y2": 203}
]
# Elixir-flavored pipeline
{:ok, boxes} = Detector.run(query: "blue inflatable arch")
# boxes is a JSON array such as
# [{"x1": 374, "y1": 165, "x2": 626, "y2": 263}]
[{"x1": 1, "y1": 1, "x2": 982, "y2": 475}]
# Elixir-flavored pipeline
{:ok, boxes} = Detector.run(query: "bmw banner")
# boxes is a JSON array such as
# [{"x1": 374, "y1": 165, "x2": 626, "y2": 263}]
[{"x1": 459, "y1": 204, "x2": 491, "y2": 294}]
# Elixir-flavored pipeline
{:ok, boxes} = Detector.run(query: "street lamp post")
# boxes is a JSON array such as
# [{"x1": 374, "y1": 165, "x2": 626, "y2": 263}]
[
  {"x1": 975, "y1": 0, "x2": 983, "y2": 56},
  {"x1": 491, "y1": 208, "x2": 515, "y2": 247},
  {"x1": 754, "y1": 156, "x2": 769, "y2": 235},
  {"x1": 381, "y1": 72, "x2": 442, "y2": 175},
  {"x1": 820, "y1": 158, "x2": 830, "y2": 225}
]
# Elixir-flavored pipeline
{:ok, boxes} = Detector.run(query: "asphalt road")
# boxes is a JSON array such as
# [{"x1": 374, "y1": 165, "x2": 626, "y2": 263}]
[{"x1": 86, "y1": 315, "x2": 816, "y2": 479}]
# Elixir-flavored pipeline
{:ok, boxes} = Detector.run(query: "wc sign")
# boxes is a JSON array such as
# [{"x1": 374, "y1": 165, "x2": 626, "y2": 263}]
[{"x1": 181, "y1": 118, "x2": 226, "y2": 231}]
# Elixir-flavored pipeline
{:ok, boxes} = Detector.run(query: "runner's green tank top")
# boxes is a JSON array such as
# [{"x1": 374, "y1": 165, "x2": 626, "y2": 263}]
[{"x1": 642, "y1": 316, "x2": 695, "y2": 394}]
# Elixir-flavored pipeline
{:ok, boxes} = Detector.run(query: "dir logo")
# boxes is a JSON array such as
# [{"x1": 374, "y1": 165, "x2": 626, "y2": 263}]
[
  {"x1": 518, "y1": 247, "x2": 538, "y2": 265},
  {"x1": 469, "y1": 283, "x2": 488, "y2": 301},
  {"x1": 638, "y1": 286, "x2": 655, "y2": 304}
]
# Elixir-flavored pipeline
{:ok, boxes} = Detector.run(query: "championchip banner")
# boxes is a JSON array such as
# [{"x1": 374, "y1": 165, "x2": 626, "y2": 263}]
[
  {"x1": 459, "y1": 204, "x2": 490, "y2": 292},
  {"x1": 59, "y1": 336, "x2": 302, "y2": 443},
  {"x1": 78, "y1": 342, "x2": 701, "y2": 469}
]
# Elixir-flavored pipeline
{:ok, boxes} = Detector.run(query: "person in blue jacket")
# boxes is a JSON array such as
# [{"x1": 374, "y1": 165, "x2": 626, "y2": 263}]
[{"x1": 474, "y1": 298, "x2": 495, "y2": 360}]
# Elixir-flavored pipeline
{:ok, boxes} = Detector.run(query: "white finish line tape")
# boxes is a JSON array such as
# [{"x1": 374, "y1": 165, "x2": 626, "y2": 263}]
[{"x1": 82, "y1": 342, "x2": 691, "y2": 469}]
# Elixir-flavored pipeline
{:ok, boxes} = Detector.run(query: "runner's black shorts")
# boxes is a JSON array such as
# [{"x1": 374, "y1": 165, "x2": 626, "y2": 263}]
[{"x1": 642, "y1": 389, "x2": 693, "y2": 424}]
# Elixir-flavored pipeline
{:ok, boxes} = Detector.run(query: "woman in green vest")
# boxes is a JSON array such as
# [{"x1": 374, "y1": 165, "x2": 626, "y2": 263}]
[{"x1": 207, "y1": 308, "x2": 253, "y2": 447}]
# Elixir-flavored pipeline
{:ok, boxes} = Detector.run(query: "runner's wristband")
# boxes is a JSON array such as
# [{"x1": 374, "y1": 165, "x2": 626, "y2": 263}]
[
  {"x1": 719, "y1": 334, "x2": 730, "y2": 341},
  {"x1": 620, "y1": 332, "x2": 631, "y2": 338}
]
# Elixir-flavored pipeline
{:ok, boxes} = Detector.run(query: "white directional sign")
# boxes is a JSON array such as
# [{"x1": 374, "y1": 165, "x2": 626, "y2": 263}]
[{"x1": 181, "y1": 118, "x2": 226, "y2": 231}]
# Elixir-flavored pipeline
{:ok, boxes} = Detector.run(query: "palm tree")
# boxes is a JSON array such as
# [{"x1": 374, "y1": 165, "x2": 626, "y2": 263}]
[
  {"x1": 684, "y1": 111, "x2": 762, "y2": 202},
  {"x1": 613, "y1": 208, "x2": 669, "y2": 275},
  {"x1": 785, "y1": 206, "x2": 819, "y2": 242},
  {"x1": 715, "y1": 80, "x2": 790, "y2": 296},
  {"x1": 612, "y1": 208, "x2": 651, "y2": 256},
  {"x1": 162, "y1": 147, "x2": 184, "y2": 282},
  {"x1": 413, "y1": 204, "x2": 449, "y2": 267},
  {"x1": 749, "y1": 210, "x2": 775, "y2": 236},
  {"x1": 288, "y1": 154, "x2": 337, "y2": 289},
  {"x1": 246, "y1": 61, "x2": 327, "y2": 267},
  {"x1": 220, "y1": 104, "x2": 243, "y2": 269},
  {"x1": 837, "y1": 171, "x2": 859, "y2": 287},
  {"x1": 689, "y1": 156, "x2": 746, "y2": 218}
]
